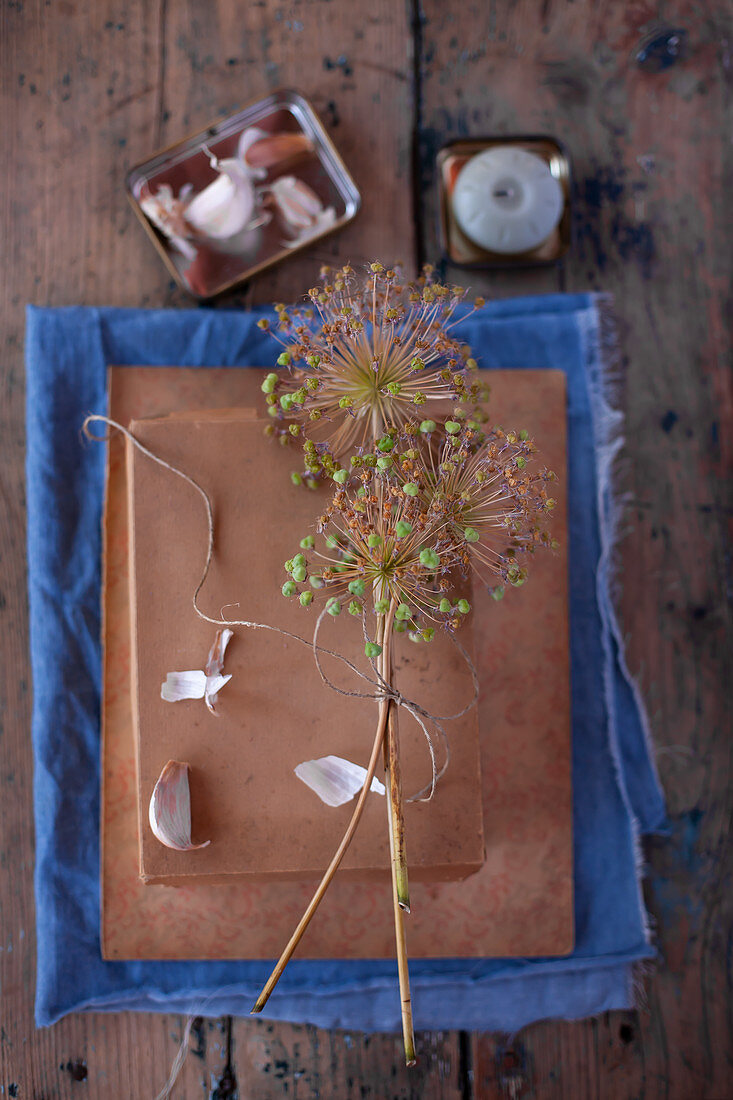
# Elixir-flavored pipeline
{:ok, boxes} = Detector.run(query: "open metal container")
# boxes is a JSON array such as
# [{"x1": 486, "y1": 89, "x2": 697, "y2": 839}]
[
  {"x1": 437, "y1": 136, "x2": 572, "y2": 268},
  {"x1": 127, "y1": 88, "x2": 361, "y2": 299}
]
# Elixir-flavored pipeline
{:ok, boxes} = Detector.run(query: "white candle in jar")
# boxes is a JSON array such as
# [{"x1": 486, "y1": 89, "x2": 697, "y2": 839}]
[{"x1": 452, "y1": 146, "x2": 564, "y2": 255}]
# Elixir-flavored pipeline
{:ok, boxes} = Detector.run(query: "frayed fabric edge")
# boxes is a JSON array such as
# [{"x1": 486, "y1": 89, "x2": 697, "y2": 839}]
[{"x1": 579, "y1": 294, "x2": 663, "y2": 949}]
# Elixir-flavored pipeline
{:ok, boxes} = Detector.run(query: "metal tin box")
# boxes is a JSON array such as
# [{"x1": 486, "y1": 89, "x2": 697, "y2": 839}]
[
  {"x1": 127, "y1": 88, "x2": 361, "y2": 299},
  {"x1": 437, "y1": 136, "x2": 572, "y2": 268}
]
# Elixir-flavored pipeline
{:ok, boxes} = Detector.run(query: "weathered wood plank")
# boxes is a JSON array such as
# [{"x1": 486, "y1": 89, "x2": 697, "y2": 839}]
[{"x1": 417, "y1": 1, "x2": 732, "y2": 1097}]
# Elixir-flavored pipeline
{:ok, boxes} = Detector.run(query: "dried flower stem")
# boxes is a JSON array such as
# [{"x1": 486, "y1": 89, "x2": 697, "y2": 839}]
[
  {"x1": 378, "y1": 603, "x2": 416, "y2": 1066},
  {"x1": 384, "y1": 696, "x2": 409, "y2": 910},
  {"x1": 251, "y1": 601, "x2": 397, "y2": 1015}
]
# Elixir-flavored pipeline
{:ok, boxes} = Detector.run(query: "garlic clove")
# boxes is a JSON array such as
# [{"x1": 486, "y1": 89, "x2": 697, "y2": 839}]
[
  {"x1": 161, "y1": 670, "x2": 207, "y2": 702},
  {"x1": 148, "y1": 760, "x2": 210, "y2": 851},
  {"x1": 294, "y1": 755, "x2": 386, "y2": 808},
  {"x1": 185, "y1": 159, "x2": 256, "y2": 239},
  {"x1": 282, "y1": 207, "x2": 337, "y2": 249},
  {"x1": 241, "y1": 130, "x2": 314, "y2": 171},
  {"x1": 269, "y1": 176, "x2": 325, "y2": 230}
]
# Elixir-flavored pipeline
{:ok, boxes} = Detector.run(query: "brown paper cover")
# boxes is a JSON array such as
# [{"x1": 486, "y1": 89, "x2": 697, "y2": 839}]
[{"x1": 101, "y1": 366, "x2": 572, "y2": 959}]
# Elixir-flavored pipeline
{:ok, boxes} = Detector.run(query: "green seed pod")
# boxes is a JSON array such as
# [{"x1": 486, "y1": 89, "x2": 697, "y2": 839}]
[
  {"x1": 300, "y1": 535, "x2": 315, "y2": 549},
  {"x1": 445, "y1": 420, "x2": 461, "y2": 434},
  {"x1": 412, "y1": 392, "x2": 426, "y2": 405},
  {"x1": 280, "y1": 394, "x2": 294, "y2": 411},
  {"x1": 367, "y1": 534, "x2": 382, "y2": 548},
  {"x1": 516, "y1": 456, "x2": 526, "y2": 469},
  {"x1": 395, "y1": 603, "x2": 411, "y2": 621},
  {"x1": 327, "y1": 598, "x2": 341, "y2": 616},
  {"x1": 348, "y1": 600, "x2": 363, "y2": 616},
  {"x1": 464, "y1": 526, "x2": 480, "y2": 543},
  {"x1": 292, "y1": 553, "x2": 306, "y2": 567},
  {"x1": 306, "y1": 478, "x2": 318, "y2": 490},
  {"x1": 410, "y1": 356, "x2": 425, "y2": 371},
  {"x1": 364, "y1": 641, "x2": 383, "y2": 658},
  {"x1": 403, "y1": 482, "x2": 419, "y2": 497},
  {"x1": 394, "y1": 620, "x2": 408, "y2": 633},
  {"x1": 282, "y1": 581, "x2": 297, "y2": 597},
  {"x1": 284, "y1": 559, "x2": 294, "y2": 573},
  {"x1": 348, "y1": 579, "x2": 366, "y2": 596},
  {"x1": 374, "y1": 598, "x2": 389, "y2": 615},
  {"x1": 277, "y1": 351, "x2": 291, "y2": 367},
  {"x1": 291, "y1": 472, "x2": 302, "y2": 486},
  {"x1": 376, "y1": 455, "x2": 393, "y2": 469},
  {"x1": 395, "y1": 520, "x2": 412, "y2": 538},
  {"x1": 299, "y1": 591, "x2": 313, "y2": 607},
  {"x1": 439, "y1": 597, "x2": 451, "y2": 613},
  {"x1": 377, "y1": 435, "x2": 395, "y2": 452},
  {"x1": 261, "y1": 372, "x2": 278, "y2": 394},
  {"x1": 457, "y1": 598, "x2": 471, "y2": 614},
  {"x1": 292, "y1": 565, "x2": 307, "y2": 583},
  {"x1": 419, "y1": 419, "x2": 436, "y2": 434},
  {"x1": 490, "y1": 586, "x2": 505, "y2": 601},
  {"x1": 310, "y1": 575, "x2": 324, "y2": 589},
  {"x1": 339, "y1": 396, "x2": 354, "y2": 408},
  {"x1": 333, "y1": 469, "x2": 348, "y2": 484},
  {"x1": 419, "y1": 548, "x2": 440, "y2": 570},
  {"x1": 421, "y1": 627, "x2": 435, "y2": 642}
]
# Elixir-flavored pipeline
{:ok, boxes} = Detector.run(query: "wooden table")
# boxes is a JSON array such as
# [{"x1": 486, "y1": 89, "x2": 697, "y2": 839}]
[{"x1": 1, "y1": 2, "x2": 730, "y2": 1096}]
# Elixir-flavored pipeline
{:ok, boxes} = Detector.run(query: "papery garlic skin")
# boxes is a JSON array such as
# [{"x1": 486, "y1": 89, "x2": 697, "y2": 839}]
[
  {"x1": 295, "y1": 755, "x2": 386, "y2": 808},
  {"x1": 204, "y1": 628, "x2": 234, "y2": 714},
  {"x1": 148, "y1": 760, "x2": 210, "y2": 851},
  {"x1": 160, "y1": 669, "x2": 232, "y2": 703},
  {"x1": 139, "y1": 184, "x2": 197, "y2": 260}
]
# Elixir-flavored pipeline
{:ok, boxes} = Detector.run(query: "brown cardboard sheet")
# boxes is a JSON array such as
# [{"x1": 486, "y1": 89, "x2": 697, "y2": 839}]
[
  {"x1": 101, "y1": 366, "x2": 572, "y2": 960},
  {"x1": 127, "y1": 402, "x2": 485, "y2": 886}
]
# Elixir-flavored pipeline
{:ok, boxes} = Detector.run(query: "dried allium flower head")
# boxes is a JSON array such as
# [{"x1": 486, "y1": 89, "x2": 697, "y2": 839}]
[
  {"x1": 280, "y1": 415, "x2": 556, "y2": 652},
  {"x1": 259, "y1": 262, "x2": 487, "y2": 460}
]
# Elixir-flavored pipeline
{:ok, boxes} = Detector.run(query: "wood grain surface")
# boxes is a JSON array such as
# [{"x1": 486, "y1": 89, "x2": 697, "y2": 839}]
[{"x1": 1, "y1": 1, "x2": 730, "y2": 1097}]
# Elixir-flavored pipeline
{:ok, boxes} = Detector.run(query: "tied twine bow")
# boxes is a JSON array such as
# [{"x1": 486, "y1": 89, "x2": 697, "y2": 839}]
[{"x1": 82, "y1": 413, "x2": 479, "y2": 801}]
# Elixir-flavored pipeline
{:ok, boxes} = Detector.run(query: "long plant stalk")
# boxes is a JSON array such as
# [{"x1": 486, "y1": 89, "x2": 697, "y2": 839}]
[
  {"x1": 251, "y1": 602, "x2": 397, "y2": 1016},
  {"x1": 380, "y1": 603, "x2": 416, "y2": 1066},
  {"x1": 383, "y1": 649, "x2": 409, "y2": 911}
]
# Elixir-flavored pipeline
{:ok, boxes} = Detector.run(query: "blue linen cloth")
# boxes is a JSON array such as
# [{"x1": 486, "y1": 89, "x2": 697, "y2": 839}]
[{"x1": 26, "y1": 294, "x2": 667, "y2": 1030}]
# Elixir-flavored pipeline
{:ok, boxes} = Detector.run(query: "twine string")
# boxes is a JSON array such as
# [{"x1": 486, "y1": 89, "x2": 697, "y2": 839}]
[{"x1": 83, "y1": 413, "x2": 479, "y2": 801}]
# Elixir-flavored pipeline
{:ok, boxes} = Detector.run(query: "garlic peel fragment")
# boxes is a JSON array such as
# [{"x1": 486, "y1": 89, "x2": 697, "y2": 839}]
[
  {"x1": 161, "y1": 670, "x2": 207, "y2": 702},
  {"x1": 204, "y1": 628, "x2": 234, "y2": 714},
  {"x1": 295, "y1": 755, "x2": 386, "y2": 808},
  {"x1": 139, "y1": 184, "x2": 197, "y2": 260},
  {"x1": 149, "y1": 760, "x2": 210, "y2": 851},
  {"x1": 161, "y1": 629, "x2": 234, "y2": 712}
]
